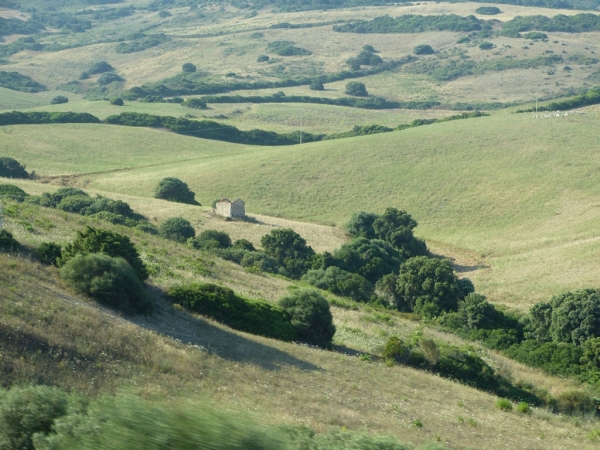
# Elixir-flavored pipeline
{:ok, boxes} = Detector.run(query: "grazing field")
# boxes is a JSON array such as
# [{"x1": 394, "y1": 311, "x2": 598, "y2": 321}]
[{"x1": 1, "y1": 204, "x2": 599, "y2": 450}]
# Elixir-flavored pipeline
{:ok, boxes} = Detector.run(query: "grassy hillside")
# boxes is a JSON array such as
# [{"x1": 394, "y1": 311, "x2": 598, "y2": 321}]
[
  {"x1": 3, "y1": 109, "x2": 599, "y2": 307},
  {"x1": 1, "y1": 203, "x2": 599, "y2": 449}
]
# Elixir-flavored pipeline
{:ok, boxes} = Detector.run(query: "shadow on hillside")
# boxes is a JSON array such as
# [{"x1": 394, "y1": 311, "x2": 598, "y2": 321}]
[
  {"x1": 130, "y1": 302, "x2": 321, "y2": 373},
  {"x1": 428, "y1": 251, "x2": 488, "y2": 273}
]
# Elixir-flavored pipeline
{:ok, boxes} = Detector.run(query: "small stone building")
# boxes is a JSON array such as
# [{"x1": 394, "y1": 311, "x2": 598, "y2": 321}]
[{"x1": 215, "y1": 198, "x2": 245, "y2": 218}]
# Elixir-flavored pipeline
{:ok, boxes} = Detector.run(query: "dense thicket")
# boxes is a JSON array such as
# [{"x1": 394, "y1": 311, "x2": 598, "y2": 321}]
[
  {"x1": 31, "y1": 11, "x2": 91, "y2": 32},
  {"x1": 0, "y1": 17, "x2": 44, "y2": 36},
  {"x1": 518, "y1": 86, "x2": 600, "y2": 112},
  {"x1": 0, "y1": 111, "x2": 99, "y2": 125},
  {"x1": 261, "y1": 228, "x2": 315, "y2": 278},
  {"x1": 502, "y1": 13, "x2": 600, "y2": 36},
  {"x1": 0, "y1": 71, "x2": 46, "y2": 93},
  {"x1": 0, "y1": 184, "x2": 28, "y2": 201},
  {"x1": 167, "y1": 283, "x2": 297, "y2": 341},
  {"x1": 333, "y1": 15, "x2": 485, "y2": 33},
  {"x1": 154, "y1": 177, "x2": 199, "y2": 205},
  {"x1": 159, "y1": 217, "x2": 196, "y2": 242},
  {"x1": 115, "y1": 33, "x2": 169, "y2": 53},
  {"x1": 267, "y1": 40, "x2": 311, "y2": 56}
]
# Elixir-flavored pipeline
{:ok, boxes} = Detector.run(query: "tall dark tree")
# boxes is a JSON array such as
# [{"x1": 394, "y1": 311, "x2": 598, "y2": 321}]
[
  {"x1": 154, "y1": 177, "x2": 199, "y2": 205},
  {"x1": 261, "y1": 228, "x2": 315, "y2": 278}
]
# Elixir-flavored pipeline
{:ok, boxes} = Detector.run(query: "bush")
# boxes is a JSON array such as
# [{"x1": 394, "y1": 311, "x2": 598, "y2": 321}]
[
  {"x1": 523, "y1": 31, "x2": 548, "y2": 40},
  {"x1": 345, "y1": 81, "x2": 368, "y2": 97},
  {"x1": 191, "y1": 229, "x2": 232, "y2": 250},
  {"x1": 267, "y1": 40, "x2": 311, "y2": 56},
  {"x1": 261, "y1": 228, "x2": 315, "y2": 278},
  {"x1": 240, "y1": 251, "x2": 280, "y2": 273},
  {"x1": 60, "y1": 253, "x2": 152, "y2": 314},
  {"x1": 555, "y1": 390, "x2": 595, "y2": 415},
  {"x1": 309, "y1": 80, "x2": 324, "y2": 91},
  {"x1": 0, "y1": 229, "x2": 19, "y2": 253},
  {"x1": 475, "y1": 6, "x2": 501, "y2": 14},
  {"x1": 0, "y1": 184, "x2": 28, "y2": 201},
  {"x1": 516, "y1": 402, "x2": 530, "y2": 414},
  {"x1": 257, "y1": 55, "x2": 270, "y2": 62},
  {"x1": 496, "y1": 399, "x2": 513, "y2": 411},
  {"x1": 97, "y1": 72, "x2": 124, "y2": 85},
  {"x1": 277, "y1": 289, "x2": 335, "y2": 347},
  {"x1": 302, "y1": 266, "x2": 374, "y2": 302},
  {"x1": 0, "y1": 156, "x2": 28, "y2": 179},
  {"x1": 232, "y1": 238, "x2": 255, "y2": 251},
  {"x1": 36, "y1": 242, "x2": 62, "y2": 266},
  {"x1": 344, "y1": 211, "x2": 378, "y2": 239},
  {"x1": 59, "y1": 227, "x2": 148, "y2": 281},
  {"x1": 396, "y1": 256, "x2": 461, "y2": 317},
  {"x1": 154, "y1": 177, "x2": 199, "y2": 205},
  {"x1": 182, "y1": 63, "x2": 196, "y2": 72},
  {"x1": 50, "y1": 95, "x2": 68, "y2": 104},
  {"x1": 56, "y1": 195, "x2": 94, "y2": 214},
  {"x1": 167, "y1": 283, "x2": 296, "y2": 341},
  {"x1": 181, "y1": 98, "x2": 207, "y2": 109},
  {"x1": 159, "y1": 217, "x2": 196, "y2": 242},
  {"x1": 110, "y1": 97, "x2": 124, "y2": 106},
  {"x1": 383, "y1": 336, "x2": 410, "y2": 363},
  {"x1": 479, "y1": 41, "x2": 494, "y2": 50},
  {"x1": 87, "y1": 61, "x2": 114, "y2": 75},
  {"x1": 413, "y1": 44, "x2": 434, "y2": 55},
  {"x1": 0, "y1": 385, "x2": 70, "y2": 450}
]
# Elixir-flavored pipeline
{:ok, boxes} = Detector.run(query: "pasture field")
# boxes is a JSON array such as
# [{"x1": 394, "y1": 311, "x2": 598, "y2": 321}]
[{"x1": 1, "y1": 203, "x2": 599, "y2": 450}]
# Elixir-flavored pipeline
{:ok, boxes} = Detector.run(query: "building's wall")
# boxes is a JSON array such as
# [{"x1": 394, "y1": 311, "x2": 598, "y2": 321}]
[
  {"x1": 216, "y1": 202, "x2": 231, "y2": 217},
  {"x1": 230, "y1": 200, "x2": 245, "y2": 218}
]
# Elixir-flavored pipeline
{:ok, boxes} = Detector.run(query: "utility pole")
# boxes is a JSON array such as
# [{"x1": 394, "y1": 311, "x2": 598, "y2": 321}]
[
  {"x1": 0, "y1": 201, "x2": 4, "y2": 230},
  {"x1": 299, "y1": 111, "x2": 303, "y2": 145}
]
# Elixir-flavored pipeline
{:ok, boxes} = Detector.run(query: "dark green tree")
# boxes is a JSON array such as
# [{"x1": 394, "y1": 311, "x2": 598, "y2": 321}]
[
  {"x1": 60, "y1": 253, "x2": 152, "y2": 314},
  {"x1": 261, "y1": 228, "x2": 315, "y2": 278},
  {"x1": 110, "y1": 97, "x2": 124, "y2": 106},
  {"x1": 331, "y1": 237, "x2": 401, "y2": 284},
  {"x1": 302, "y1": 266, "x2": 373, "y2": 302},
  {"x1": 0, "y1": 157, "x2": 28, "y2": 179},
  {"x1": 344, "y1": 211, "x2": 379, "y2": 239},
  {"x1": 0, "y1": 230, "x2": 20, "y2": 253},
  {"x1": 159, "y1": 217, "x2": 196, "y2": 243},
  {"x1": 413, "y1": 44, "x2": 435, "y2": 55},
  {"x1": 396, "y1": 256, "x2": 461, "y2": 318},
  {"x1": 277, "y1": 289, "x2": 335, "y2": 347},
  {"x1": 309, "y1": 79, "x2": 324, "y2": 91},
  {"x1": 549, "y1": 289, "x2": 600, "y2": 345},
  {"x1": 345, "y1": 81, "x2": 368, "y2": 97},
  {"x1": 372, "y1": 207, "x2": 427, "y2": 258},
  {"x1": 50, "y1": 95, "x2": 68, "y2": 105},
  {"x1": 190, "y1": 229, "x2": 232, "y2": 249},
  {"x1": 58, "y1": 227, "x2": 148, "y2": 280},
  {"x1": 154, "y1": 177, "x2": 199, "y2": 205},
  {"x1": 36, "y1": 242, "x2": 62, "y2": 266}
]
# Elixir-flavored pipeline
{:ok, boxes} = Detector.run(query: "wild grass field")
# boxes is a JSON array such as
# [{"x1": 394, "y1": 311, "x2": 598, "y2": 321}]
[
  {"x1": 1, "y1": 203, "x2": 599, "y2": 449},
  {"x1": 2, "y1": 0, "x2": 600, "y2": 447}
]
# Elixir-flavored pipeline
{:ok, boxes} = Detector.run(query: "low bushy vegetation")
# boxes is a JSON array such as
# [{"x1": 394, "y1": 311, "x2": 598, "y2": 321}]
[
  {"x1": 278, "y1": 288, "x2": 335, "y2": 348},
  {"x1": 0, "y1": 157, "x2": 28, "y2": 179},
  {"x1": 168, "y1": 283, "x2": 297, "y2": 341},
  {"x1": 26, "y1": 187, "x2": 153, "y2": 233},
  {"x1": 181, "y1": 98, "x2": 207, "y2": 109},
  {"x1": 476, "y1": 6, "x2": 501, "y2": 15},
  {"x1": 518, "y1": 87, "x2": 600, "y2": 112},
  {"x1": 0, "y1": 111, "x2": 100, "y2": 126},
  {"x1": 0, "y1": 17, "x2": 44, "y2": 36},
  {"x1": 261, "y1": 228, "x2": 315, "y2": 278},
  {"x1": 0, "y1": 71, "x2": 46, "y2": 93},
  {"x1": 154, "y1": 177, "x2": 199, "y2": 205},
  {"x1": 115, "y1": 33, "x2": 169, "y2": 54},
  {"x1": 50, "y1": 96, "x2": 69, "y2": 105},
  {"x1": 502, "y1": 13, "x2": 600, "y2": 36},
  {"x1": 159, "y1": 217, "x2": 195, "y2": 242},
  {"x1": 267, "y1": 40, "x2": 311, "y2": 56},
  {"x1": 333, "y1": 14, "x2": 485, "y2": 34},
  {"x1": 413, "y1": 44, "x2": 435, "y2": 55},
  {"x1": 345, "y1": 81, "x2": 368, "y2": 97},
  {"x1": 0, "y1": 184, "x2": 28, "y2": 201},
  {"x1": 36, "y1": 242, "x2": 62, "y2": 266},
  {"x1": 58, "y1": 226, "x2": 148, "y2": 281},
  {"x1": 0, "y1": 229, "x2": 20, "y2": 253},
  {"x1": 60, "y1": 253, "x2": 152, "y2": 314}
]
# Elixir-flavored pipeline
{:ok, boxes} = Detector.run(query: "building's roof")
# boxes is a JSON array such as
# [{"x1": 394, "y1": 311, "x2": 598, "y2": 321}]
[
  {"x1": 216, "y1": 198, "x2": 231, "y2": 204},
  {"x1": 232, "y1": 198, "x2": 245, "y2": 204}
]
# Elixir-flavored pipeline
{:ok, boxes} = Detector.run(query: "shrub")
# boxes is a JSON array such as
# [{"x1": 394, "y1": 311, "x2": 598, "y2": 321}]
[
  {"x1": 181, "y1": 98, "x2": 207, "y2": 109},
  {"x1": 182, "y1": 63, "x2": 196, "y2": 72},
  {"x1": 158, "y1": 10, "x2": 171, "y2": 18},
  {"x1": 50, "y1": 95, "x2": 68, "y2": 104},
  {"x1": 309, "y1": 80, "x2": 324, "y2": 91},
  {"x1": 413, "y1": 44, "x2": 434, "y2": 55},
  {"x1": 154, "y1": 177, "x2": 199, "y2": 205},
  {"x1": 479, "y1": 41, "x2": 494, "y2": 50},
  {"x1": 0, "y1": 184, "x2": 28, "y2": 201},
  {"x1": 191, "y1": 229, "x2": 232, "y2": 250},
  {"x1": 345, "y1": 81, "x2": 368, "y2": 97},
  {"x1": 256, "y1": 55, "x2": 269, "y2": 62},
  {"x1": 159, "y1": 217, "x2": 196, "y2": 242},
  {"x1": 372, "y1": 207, "x2": 427, "y2": 258},
  {"x1": 261, "y1": 228, "x2": 315, "y2": 278},
  {"x1": 167, "y1": 283, "x2": 296, "y2": 341},
  {"x1": 59, "y1": 227, "x2": 148, "y2": 281},
  {"x1": 97, "y1": 72, "x2": 124, "y2": 85},
  {"x1": 345, "y1": 211, "x2": 379, "y2": 239},
  {"x1": 383, "y1": 336, "x2": 410, "y2": 363},
  {"x1": 37, "y1": 242, "x2": 62, "y2": 266},
  {"x1": 495, "y1": 399, "x2": 513, "y2": 411},
  {"x1": 556, "y1": 390, "x2": 595, "y2": 415},
  {"x1": 523, "y1": 31, "x2": 548, "y2": 40},
  {"x1": 0, "y1": 156, "x2": 28, "y2": 179},
  {"x1": 135, "y1": 221, "x2": 158, "y2": 235},
  {"x1": 0, "y1": 229, "x2": 19, "y2": 253},
  {"x1": 110, "y1": 97, "x2": 124, "y2": 106},
  {"x1": 0, "y1": 385, "x2": 70, "y2": 450},
  {"x1": 56, "y1": 195, "x2": 94, "y2": 214},
  {"x1": 87, "y1": 61, "x2": 114, "y2": 75},
  {"x1": 232, "y1": 238, "x2": 255, "y2": 251},
  {"x1": 516, "y1": 402, "x2": 530, "y2": 414},
  {"x1": 266, "y1": 40, "x2": 311, "y2": 56},
  {"x1": 396, "y1": 256, "x2": 461, "y2": 317},
  {"x1": 475, "y1": 6, "x2": 501, "y2": 14},
  {"x1": 277, "y1": 289, "x2": 335, "y2": 347},
  {"x1": 60, "y1": 253, "x2": 152, "y2": 314},
  {"x1": 302, "y1": 266, "x2": 374, "y2": 302},
  {"x1": 26, "y1": 187, "x2": 88, "y2": 208},
  {"x1": 240, "y1": 251, "x2": 280, "y2": 274}
]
